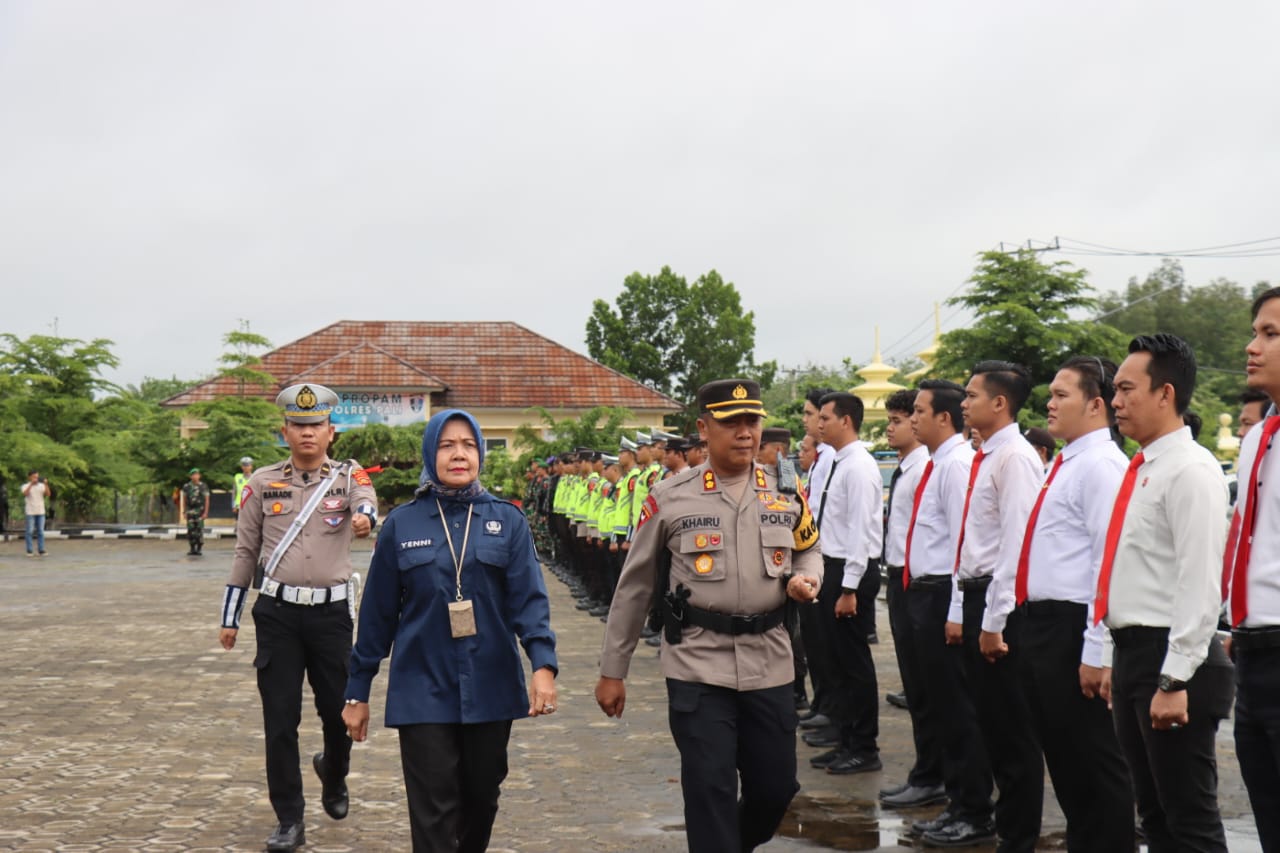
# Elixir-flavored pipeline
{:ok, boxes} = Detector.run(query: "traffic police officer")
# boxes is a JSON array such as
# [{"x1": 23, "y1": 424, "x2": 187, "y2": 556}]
[
  {"x1": 233, "y1": 456, "x2": 254, "y2": 516},
  {"x1": 218, "y1": 383, "x2": 378, "y2": 852},
  {"x1": 596, "y1": 379, "x2": 822, "y2": 853}
]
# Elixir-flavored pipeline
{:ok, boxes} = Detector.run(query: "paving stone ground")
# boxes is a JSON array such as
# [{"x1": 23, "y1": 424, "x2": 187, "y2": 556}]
[{"x1": 0, "y1": 538, "x2": 1262, "y2": 852}]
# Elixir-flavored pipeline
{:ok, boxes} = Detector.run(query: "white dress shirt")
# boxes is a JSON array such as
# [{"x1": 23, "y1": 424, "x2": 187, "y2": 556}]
[
  {"x1": 1226, "y1": 416, "x2": 1280, "y2": 627},
  {"x1": 883, "y1": 445, "x2": 929, "y2": 567},
  {"x1": 1023, "y1": 427, "x2": 1128, "y2": 667},
  {"x1": 814, "y1": 440, "x2": 884, "y2": 588},
  {"x1": 808, "y1": 442, "x2": 835, "y2": 507},
  {"x1": 1100, "y1": 427, "x2": 1228, "y2": 682},
  {"x1": 906, "y1": 433, "x2": 974, "y2": 578},
  {"x1": 952, "y1": 422, "x2": 1046, "y2": 630}
]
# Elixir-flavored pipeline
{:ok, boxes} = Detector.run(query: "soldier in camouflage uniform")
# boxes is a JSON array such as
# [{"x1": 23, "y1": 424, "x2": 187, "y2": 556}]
[
  {"x1": 180, "y1": 468, "x2": 211, "y2": 556},
  {"x1": 523, "y1": 458, "x2": 554, "y2": 561}
]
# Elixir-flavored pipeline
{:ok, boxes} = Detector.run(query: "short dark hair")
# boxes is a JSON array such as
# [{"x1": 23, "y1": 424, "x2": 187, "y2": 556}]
[
  {"x1": 818, "y1": 391, "x2": 864, "y2": 432},
  {"x1": 970, "y1": 360, "x2": 1032, "y2": 415},
  {"x1": 805, "y1": 387, "x2": 835, "y2": 409},
  {"x1": 1252, "y1": 286, "x2": 1280, "y2": 319},
  {"x1": 1128, "y1": 334, "x2": 1196, "y2": 414},
  {"x1": 917, "y1": 379, "x2": 966, "y2": 433},
  {"x1": 1242, "y1": 388, "x2": 1270, "y2": 407},
  {"x1": 885, "y1": 389, "x2": 917, "y2": 417}
]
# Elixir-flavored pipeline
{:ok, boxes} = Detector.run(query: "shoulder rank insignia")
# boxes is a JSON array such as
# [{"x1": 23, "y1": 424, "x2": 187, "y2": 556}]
[
  {"x1": 755, "y1": 467, "x2": 768, "y2": 489},
  {"x1": 703, "y1": 470, "x2": 718, "y2": 492}
]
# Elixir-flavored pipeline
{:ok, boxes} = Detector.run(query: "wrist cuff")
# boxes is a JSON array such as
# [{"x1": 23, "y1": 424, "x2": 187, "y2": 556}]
[{"x1": 221, "y1": 585, "x2": 248, "y2": 628}]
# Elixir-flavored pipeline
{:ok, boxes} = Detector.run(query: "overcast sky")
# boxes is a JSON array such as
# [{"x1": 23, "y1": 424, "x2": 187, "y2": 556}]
[{"x1": 4, "y1": 1, "x2": 1279, "y2": 392}]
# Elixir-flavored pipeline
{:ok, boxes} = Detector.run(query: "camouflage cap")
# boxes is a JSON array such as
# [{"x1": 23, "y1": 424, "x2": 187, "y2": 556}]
[{"x1": 276, "y1": 383, "x2": 339, "y2": 424}]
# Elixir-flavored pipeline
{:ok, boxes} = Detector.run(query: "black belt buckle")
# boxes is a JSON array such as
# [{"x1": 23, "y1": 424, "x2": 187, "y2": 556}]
[{"x1": 734, "y1": 613, "x2": 763, "y2": 634}]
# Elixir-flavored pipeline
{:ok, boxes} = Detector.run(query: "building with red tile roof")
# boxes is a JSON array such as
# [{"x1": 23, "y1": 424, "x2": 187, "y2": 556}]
[{"x1": 164, "y1": 321, "x2": 683, "y2": 449}]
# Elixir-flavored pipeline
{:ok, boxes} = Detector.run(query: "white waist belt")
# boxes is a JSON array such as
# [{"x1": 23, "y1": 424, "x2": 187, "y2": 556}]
[{"x1": 261, "y1": 579, "x2": 349, "y2": 605}]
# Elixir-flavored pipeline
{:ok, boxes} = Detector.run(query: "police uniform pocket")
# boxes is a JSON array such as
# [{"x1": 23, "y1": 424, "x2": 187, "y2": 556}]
[
  {"x1": 262, "y1": 496, "x2": 294, "y2": 518},
  {"x1": 475, "y1": 543, "x2": 510, "y2": 569},
  {"x1": 253, "y1": 648, "x2": 272, "y2": 670},
  {"x1": 678, "y1": 531, "x2": 726, "y2": 582},
  {"x1": 666, "y1": 680, "x2": 703, "y2": 714},
  {"x1": 760, "y1": 528, "x2": 793, "y2": 578}
]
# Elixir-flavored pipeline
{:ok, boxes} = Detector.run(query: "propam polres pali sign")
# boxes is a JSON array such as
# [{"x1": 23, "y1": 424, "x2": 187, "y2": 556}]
[{"x1": 330, "y1": 390, "x2": 428, "y2": 431}]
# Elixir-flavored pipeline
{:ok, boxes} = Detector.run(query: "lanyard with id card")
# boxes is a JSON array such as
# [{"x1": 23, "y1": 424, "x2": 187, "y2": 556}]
[{"x1": 438, "y1": 499, "x2": 478, "y2": 638}]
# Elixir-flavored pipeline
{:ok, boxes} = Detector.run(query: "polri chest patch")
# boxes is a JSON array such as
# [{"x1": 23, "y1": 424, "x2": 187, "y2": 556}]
[{"x1": 484, "y1": 519, "x2": 503, "y2": 536}]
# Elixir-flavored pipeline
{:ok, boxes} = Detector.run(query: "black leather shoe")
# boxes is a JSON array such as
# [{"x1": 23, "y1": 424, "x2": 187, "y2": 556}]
[
  {"x1": 881, "y1": 783, "x2": 947, "y2": 808},
  {"x1": 798, "y1": 712, "x2": 831, "y2": 729},
  {"x1": 574, "y1": 599, "x2": 594, "y2": 611},
  {"x1": 644, "y1": 634, "x2": 662, "y2": 647},
  {"x1": 801, "y1": 728, "x2": 840, "y2": 748},
  {"x1": 809, "y1": 747, "x2": 848, "y2": 769},
  {"x1": 879, "y1": 780, "x2": 910, "y2": 799},
  {"x1": 886, "y1": 691, "x2": 908, "y2": 709},
  {"x1": 640, "y1": 625, "x2": 658, "y2": 638},
  {"x1": 867, "y1": 632, "x2": 879, "y2": 644},
  {"x1": 588, "y1": 605, "x2": 610, "y2": 617},
  {"x1": 826, "y1": 752, "x2": 882, "y2": 775},
  {"x1": 265, "y1": 822, "x2": 305, "y2": 851},
  {"x1": 312, "y1": 752, "x2": 349, "y2": 820},
  {"x1": 908, "y1": 811, "x2": 954, "y2": 837},
  {"x1": 921, "y1": 816, "x2": 997, "y2": 847}
]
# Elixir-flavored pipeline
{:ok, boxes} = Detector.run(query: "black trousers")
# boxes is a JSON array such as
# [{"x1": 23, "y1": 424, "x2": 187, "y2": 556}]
[
  {"x1": 1018, "y1": 601, "x2": 1133, "y2": 853},
  {"x1": 398, "y1": 720, "x2": 512, "y2": 853},
  {"x1": 251, "y1": 595, "x2": 352, "y2": 824},
  {"x1": 819, "y1": 555, "x2": 879, "y2": 754},
  {"x1": 667, "y1": 679, "x2": 799, "y2": 853},
  {"x1": 960, "y1": 583, "x2": 1041, "y2": 852},
  {"x1": 1110, "y1": 627, "x2": 1233, "y2": 853},
  {"x1": 886, "y1": 565, "x2": 942, "y2": 788},
  {"x1": 1235, "y1": 643, "x2": 1280, "y2": 852},
  {"x1": 797, "y1": 585, "x2": 830, "y2": 713},
  {"x1": 905, "y1": 576, "x2": 993, "y2": 822}
]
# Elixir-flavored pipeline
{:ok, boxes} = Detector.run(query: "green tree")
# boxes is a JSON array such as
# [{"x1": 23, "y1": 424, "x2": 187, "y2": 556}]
[
  {"x1": 1097, "y1": 260, "x2": 1265, "y2": 439},
  {"x1": 124, "y1": 375, "x2": 204, "y2": 403},
  {"x1": 513, "y1": 407, "x2": 635, "y2": 462},
  {"x1": 333, "y1": 423, "x2": 425, "y2": 508},
  {"x1": 585, "y1": 267, "x2": 776, "y2": 404},
  {"x1": 934, "y1": 250, "x2": 1128, "y2": 388},
  {"x1": 0, "y1": 334, "x2": 126, "y2": 519},
  {"x1": 219, "y1": 320, "x2": 275, "y2": 396},
  {"x1": 181, "y1": 397, "x2": 288, "y2": 490}
]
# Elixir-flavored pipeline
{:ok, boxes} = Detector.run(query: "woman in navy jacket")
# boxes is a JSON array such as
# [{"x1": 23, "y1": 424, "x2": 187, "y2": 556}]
[{"x1": 342, "y1": 409, "x2": 558, "y2": 853}]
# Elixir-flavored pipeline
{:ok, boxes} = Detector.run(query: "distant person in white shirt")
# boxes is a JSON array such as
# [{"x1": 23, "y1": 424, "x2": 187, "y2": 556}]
[
  {"x1": 1099, "y1": 333, "x2": 1232, "y2": 853},
  {"x1": 950, "y1": 361, "x2": 1044, "y2": 852},
  {"x1": 902, "y1": 379, "x2": 994, "y2": 843},
  {"x1": 1017, "y1": 356, "x2": 1135, "y2": 852},
  {"x1": 807, "y1": 392, "x2": 884, "y2": 775},
  {"x1": 21, "y1": 470, "x2": 52, "y2": 557},
  {"x1": 1224, "y1": 287, "x2": 1280, "y2": 851},
  {"x1": 1237, "y1": 388, "x2": 1269, "y2": 440},
  {"x1": 796, "y1": 387, "x2": 836, "y2": 727},
  {"x1": 876, "y1": 389, "x2": 946, "y2": 810}
]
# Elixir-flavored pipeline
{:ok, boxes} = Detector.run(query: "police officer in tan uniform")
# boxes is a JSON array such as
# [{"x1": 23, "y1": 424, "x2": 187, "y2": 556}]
[
  {"x1": 218, "y1": 384, "x2": 378, "y2": 853},
  {"x1": 595, "y1": 379, "x2": 822, "y2": 853}
]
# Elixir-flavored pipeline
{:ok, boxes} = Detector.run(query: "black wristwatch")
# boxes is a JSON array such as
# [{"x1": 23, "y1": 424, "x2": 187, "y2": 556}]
[
  {"x1": 1158, "y1": 674, "x2": 1188, "y2": 693},
  {"x1": 840, "y1": 587, "x2": 857, "y2": 595}
]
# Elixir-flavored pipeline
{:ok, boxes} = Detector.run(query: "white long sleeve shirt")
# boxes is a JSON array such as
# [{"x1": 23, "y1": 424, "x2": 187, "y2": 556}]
[
  {"x1": 1100, "y1": 427, "x2": 1228, "y2": 682},
  {"x1": 952, "y1": 422, "x2": 1045, "y2": 630},
  {"x1": 1225, "y1": 416, "x2": 1280, "y2": 627},
  {"x1": 883, "y1": 445, "x2": 929, "y2": 566},
  {"x1": 906, "y1": 433, "x2": 974, "y2": 579},
  {"x1": 814, "y1": 440, "x2": 884, "y2": 588},
  {"x1": 1023, "y1": 427, "x2": 1127, "y2": 666}
]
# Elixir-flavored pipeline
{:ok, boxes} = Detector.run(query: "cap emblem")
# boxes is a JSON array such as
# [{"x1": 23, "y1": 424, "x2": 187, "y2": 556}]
[
  {"x1": 296, "y1": 385, "x2": 317, "y2": 410},
  {"x1": 732, "y1": 384, "x2": 748, "y2": 400}
]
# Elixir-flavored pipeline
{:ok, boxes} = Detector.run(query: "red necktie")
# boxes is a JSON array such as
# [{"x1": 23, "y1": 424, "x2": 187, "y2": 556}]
[
  {"x1": 902, "y1": 460, "x2": 935, "y2": 590},
  {"x1": 953, "y1": 449, "x2": 986, "y2": 573},
  {"x1": 1015, "y1": 453, "x2": 1065, "y2": 605},
  {"x1": 1229, "y1": 416, "x2": 1280, "y2": 627},
  {"x1": 1092, "y1": 451, "x2": 1146, "y2": 625}
]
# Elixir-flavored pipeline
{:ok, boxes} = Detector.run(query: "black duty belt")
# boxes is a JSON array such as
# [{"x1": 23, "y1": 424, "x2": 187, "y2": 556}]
[
  {"x1": 957, "y1": 575, "x2": 992, "y2": 592},
  {"x1": 1232, "y1": 627, "x2": 1280, "y2": 652},
  {"x1": 907, "y1": 573, "x2": 952, "y2": 588},
  {"x1": 1021, "y1": 599, "x2": 1086, "y2": 621},
  {"x1": 681, "y1": 602, "x2": 787, "y2": 636}
]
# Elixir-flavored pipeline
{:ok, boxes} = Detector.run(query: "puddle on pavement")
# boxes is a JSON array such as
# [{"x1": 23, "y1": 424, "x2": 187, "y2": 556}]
[{"x1": 776, "y1": 793, "x2": 905, "y2": 849}]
